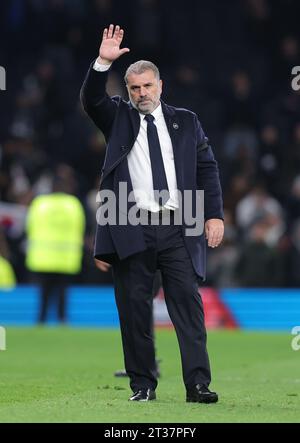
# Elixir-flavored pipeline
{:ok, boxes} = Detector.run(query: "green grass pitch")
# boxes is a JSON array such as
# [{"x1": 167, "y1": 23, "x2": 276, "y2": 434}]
[{"x1": 0, "y1": 327, "x2": 299, "y2": 423}]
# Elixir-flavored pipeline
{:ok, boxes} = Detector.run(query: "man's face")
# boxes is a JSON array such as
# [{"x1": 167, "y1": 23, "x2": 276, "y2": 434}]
[{"x1": 126, "y1": 69, "x2": 162, "y2": 114}]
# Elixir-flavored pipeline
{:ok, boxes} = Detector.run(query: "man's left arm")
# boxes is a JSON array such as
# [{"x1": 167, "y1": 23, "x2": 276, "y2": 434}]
[{"x1": 195, "y1": 116, "x2": 224, "y2": 248}]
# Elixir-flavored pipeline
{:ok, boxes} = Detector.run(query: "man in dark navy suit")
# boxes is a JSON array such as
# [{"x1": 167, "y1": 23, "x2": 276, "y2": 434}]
[{"x1": 81, "y1": 25, "x2": 224, "y2": 403}]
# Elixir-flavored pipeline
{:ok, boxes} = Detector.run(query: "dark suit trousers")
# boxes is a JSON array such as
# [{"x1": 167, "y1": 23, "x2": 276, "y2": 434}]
[{"x1": 112, "y1": 213, "x2": 211, "y2": 392}]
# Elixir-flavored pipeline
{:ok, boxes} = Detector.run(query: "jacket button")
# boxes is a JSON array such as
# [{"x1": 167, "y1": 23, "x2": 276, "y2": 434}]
[{"x1": 121, "y1": 146, "x2": 128, "y2": 151}]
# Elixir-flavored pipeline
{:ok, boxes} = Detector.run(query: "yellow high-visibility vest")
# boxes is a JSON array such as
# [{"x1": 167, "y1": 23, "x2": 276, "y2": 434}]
[
  {"x1": 25, "y1": 193, "x2": 85, "y2": 274},
  {"x1": 0, "y1": 255, "x2": 16, "y2": 289}
]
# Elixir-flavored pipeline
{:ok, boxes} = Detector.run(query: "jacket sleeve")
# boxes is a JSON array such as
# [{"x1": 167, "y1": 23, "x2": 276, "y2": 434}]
[
  {"x1": 80, "y1": 61, "x2": 118, "y2": 139},
  {"x1": 195, "y1": 115, "x2": 224, "y2": 221}
]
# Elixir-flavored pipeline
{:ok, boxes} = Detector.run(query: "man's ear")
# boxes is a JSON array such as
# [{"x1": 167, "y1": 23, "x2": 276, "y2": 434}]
[{"x1": 159, "y1": 79, "x2": 163, "y2": 92}]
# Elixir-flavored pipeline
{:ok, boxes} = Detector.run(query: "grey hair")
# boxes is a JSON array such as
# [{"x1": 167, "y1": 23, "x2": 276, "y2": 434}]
[{"x1": 124, "y1": 60, "x2": 160, "y2": 84}]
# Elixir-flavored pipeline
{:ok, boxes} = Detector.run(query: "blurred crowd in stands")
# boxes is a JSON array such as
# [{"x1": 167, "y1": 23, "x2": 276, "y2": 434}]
[{"x1": 0, "y1": 0, "x2": 300, "y2": 288}]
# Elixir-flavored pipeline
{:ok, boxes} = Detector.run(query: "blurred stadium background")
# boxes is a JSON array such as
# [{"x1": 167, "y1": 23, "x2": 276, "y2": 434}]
[
  {"x1": 0, "y1": 0, "x2": 300, "y2": 423},
  {"x1": 1, "y1": 0, "x2": 300, "y2": 329}
]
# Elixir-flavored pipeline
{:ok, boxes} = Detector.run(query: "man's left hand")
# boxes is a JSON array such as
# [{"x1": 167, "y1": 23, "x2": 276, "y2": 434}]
[{"x1": 205, "y1": 219, "x2": 224, "y2": 248}]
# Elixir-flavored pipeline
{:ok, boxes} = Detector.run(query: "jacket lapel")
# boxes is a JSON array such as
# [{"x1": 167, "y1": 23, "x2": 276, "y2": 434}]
[
  {"x1": 161, "y1": 101, "x2": 181, "y2": 155},
  {"x1": 161, "y1": 101, "x2": 184, "y2": 191}
]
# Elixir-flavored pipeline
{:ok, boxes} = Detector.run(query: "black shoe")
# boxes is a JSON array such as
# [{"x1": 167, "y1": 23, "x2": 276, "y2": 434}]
[
  {"x1": 129, "y1": 389, "x2": 156, "y2": 401},
  {"x1": 186, "y1": 384, "x2": 218, "y2": 403},
  {"x1": 114, "y1": 360, "x2": 161, "y2": 378}
]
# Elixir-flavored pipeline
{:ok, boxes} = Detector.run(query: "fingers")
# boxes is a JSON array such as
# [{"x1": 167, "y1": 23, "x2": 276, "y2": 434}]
[
  {"x1": 97, "y1": 263, "x2": 110, "y2": 272},
  {"x1": 107, "y1": 24, "x2": 114, "y2": 39},
  {"x1": 116, "y1": 26, "x2": 123, "y2": 42},
  {"x1": 94, "y1": 259, "x2": 111, "y2": 272},
  {"x1": 100, "y1": 24, "x2": 129, "y2": 61},
  {"x1": 205, "y1": 220, "x2": 224, "y2": 248},
  {"x1": 103, "y1": 24, "x2": 124, "y2": 40},
  {"x1": 120, "y1": 47, "x2": 130, "y2": 55},
  {"x1": 207, "y1": 230, "x2": 223, "y2": 248}
]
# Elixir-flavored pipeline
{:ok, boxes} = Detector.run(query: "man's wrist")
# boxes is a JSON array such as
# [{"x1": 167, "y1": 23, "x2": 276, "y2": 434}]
[
  {"x1": 93, "y1": 58, "x2": 112, "y2": 72},
  {"x1": 97, "y1": 56, "x2": 112, "y2": 66}
]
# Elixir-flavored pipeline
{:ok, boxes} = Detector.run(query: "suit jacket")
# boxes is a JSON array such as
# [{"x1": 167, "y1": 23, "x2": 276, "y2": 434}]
[{"x1": 80, "y1": 62, "x2": 224, "y2": 280}]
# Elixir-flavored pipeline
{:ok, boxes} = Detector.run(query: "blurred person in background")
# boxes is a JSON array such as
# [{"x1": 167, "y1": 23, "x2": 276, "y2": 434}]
[
  {"x1": 0, "y1": 255, "x2": 15, "y2": 289},
  {"x1": 235, "y1": 215, "x2": 285, "y2": 287},
  {"x1": 206, "y1": 210, "x2": 239, "y2": 288},
  {"x1": 257, "y1": 124, "x2": 284, "y2": 198},
  {"x1": 0, "y1": 227, "x2": 16, "y2": 289},
  {"x1": 286, "y1": 175, "x2": 300, "y2": 229},
  {"x1": 223, "y1": 70, "x2": 258, "y2": 160},
  {"x1": 235, "y1": 183, "x2": 283, "y2": 234},
  {"x1": 286, "y1": 123, "x2": 300, "y2": 181},
  {"x1": 285, "y1": 218, "x2": 300, "y2": 287},
  {"x1": 25, "y1": 165, "x2": 85, "y2": 324}
]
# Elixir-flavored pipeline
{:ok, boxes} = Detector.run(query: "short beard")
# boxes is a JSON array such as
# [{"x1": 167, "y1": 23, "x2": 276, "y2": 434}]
[{"x1": 129, "y1": 98, "x2": 159, "y2": 115}]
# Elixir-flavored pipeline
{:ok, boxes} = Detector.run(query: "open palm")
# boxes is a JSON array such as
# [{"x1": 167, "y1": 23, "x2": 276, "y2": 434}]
[{"x1": 99, "y1": 24, "x2": 130, "y2": 64}]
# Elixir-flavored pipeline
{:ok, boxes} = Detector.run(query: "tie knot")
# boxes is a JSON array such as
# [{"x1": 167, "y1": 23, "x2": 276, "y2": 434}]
[{"x1": 144, "y1": 114, "x2": 155, "y2": 123}]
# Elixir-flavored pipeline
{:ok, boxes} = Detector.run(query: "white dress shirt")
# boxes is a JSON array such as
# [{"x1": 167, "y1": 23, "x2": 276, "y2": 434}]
[{"x1": 93, "y1": 60, "x2": 179, "y2": 212}]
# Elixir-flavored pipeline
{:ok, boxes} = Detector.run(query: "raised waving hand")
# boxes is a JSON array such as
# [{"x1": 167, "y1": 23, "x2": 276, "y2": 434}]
[{"x1": 97, "y1": 24, "x2": 130, "y2": 65}]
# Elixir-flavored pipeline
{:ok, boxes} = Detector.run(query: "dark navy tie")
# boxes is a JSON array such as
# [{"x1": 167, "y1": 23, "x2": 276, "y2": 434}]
[{"x1": 144, "y1": 114, "x2": 169, "y2": 206}]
